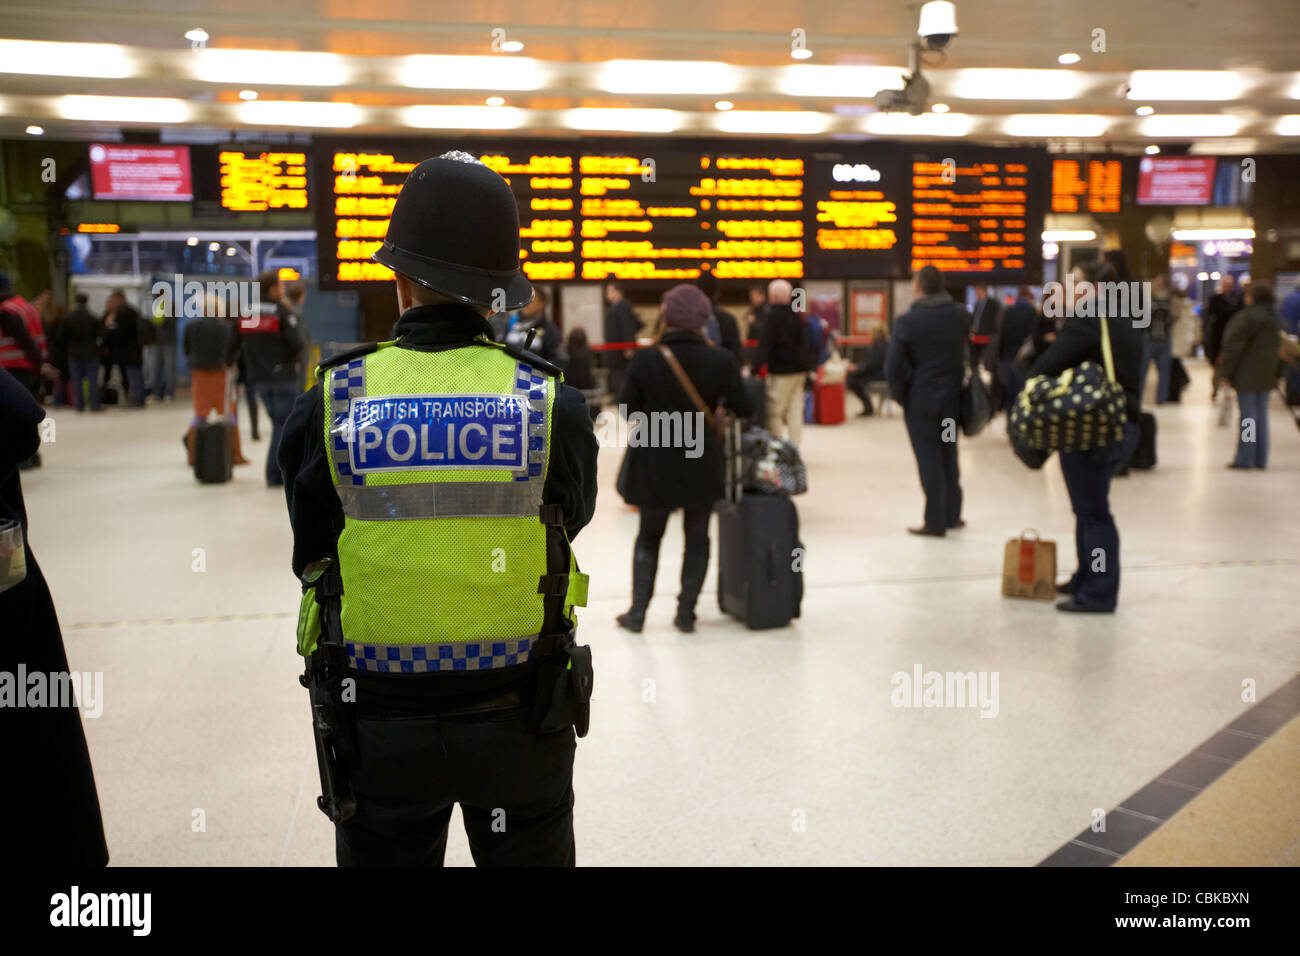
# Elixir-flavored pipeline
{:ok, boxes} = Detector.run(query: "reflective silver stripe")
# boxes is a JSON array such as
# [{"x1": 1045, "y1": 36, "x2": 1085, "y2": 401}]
[
  {"x1": 346, "y1": 635, "x2": 535, "y2": 673},
  {"x1": 337, "y1": 479, "x2": 543, "y2": 521}
]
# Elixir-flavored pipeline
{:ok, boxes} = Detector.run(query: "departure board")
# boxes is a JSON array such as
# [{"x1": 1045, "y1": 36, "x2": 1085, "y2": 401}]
[
  {"x1": 218, "y1": 150, "x2": 309, "y2": 211},
  {"x1": 313, "y1": 141, "x2": 578, "y2": 285},
  {"x1": 910, "y1": 148, "x2": 1046, "y2": 282},
  {"x1": 1050, "y1": 157, "x2": 1122, "y2": 213},
  {"x1": 804, "y1": 145, "x2": 910, "y2": 279}
]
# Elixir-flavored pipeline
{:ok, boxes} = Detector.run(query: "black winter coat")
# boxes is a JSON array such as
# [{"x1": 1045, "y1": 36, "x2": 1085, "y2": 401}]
[
  {"x1": 0, "y1": 369, "x2": 108, "y2": 865},
  {"x1": 1031, "y1": 309, "x2": 1144, "y2": 422},
  {"x1": 885, "y1": 293, "x2": 971, "y2": 418},
  {"x1": 617, "y1": 329, "x2": 753, "y2": 509}
]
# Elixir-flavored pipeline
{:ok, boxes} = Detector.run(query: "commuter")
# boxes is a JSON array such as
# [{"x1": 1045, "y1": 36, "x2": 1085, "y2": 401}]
[
  {"x1": 63, "y1": 293, "x2": 103, "y2": 412},
  {"x1": 237, "y1": 351, "x2": 259, "y2": 441},
  {"x1": 0, "y1": 367, "x2": 109, "y2": 866},
  {"x1": 148, "y1": 298, "x2": 179, "y2": 402},
  {"x1": 845, "y1": 319, "x2": 889, "y2": 416},
  {"x1": 502, "y1": 287, "x2": 562, "y2": 363},
  {"x1": 744, "y1": 283, "x2": 769, "y2": 367},
  {"x1": 695, "y1": 271, "x2": 743, "y2": 365},
  {"x1": 1139, "y1": 274, "x2": 1175, "y2": 405},
  {"x1": 1205, "y1": 275, "x2": 1243, "y2": 398},
  {"x1": 1281, "y1": 283, "x2": 1300, "y2": 337},
  {"x1": 615, "y1": 283, "x2": 752, "y2": 634},
  {"x1": 885, "y1": 265, "x2": 970, "y2": 537},
  {"x1": 970, "y1": 284, "x2": 1000, "y2": 370},
  {"x1": 102, "y1": 290, "x2": 145, "y2": 407},
  {"x1": 278, "y1": 151, "x2": 598, "y2": 866},
  {"x1": 564, "y1": 327, "x2": 598, "y2": 390},
  {"x1": 182, "y1": 307, "x2": 249, "y2": 468},
  {"x1": 1030, "y1": 261, "x2": 1143, "y2": 612},
  {"x1": 284, "y1": 282, "x2": 313, "y2": 390},
  {"x1": 754, "y1": 278, "x2": 812, "y2": 446},
  {"x1": 231, "y1": 272, "x2": 304, "y2": 487},
  {"x1": 1218, "y1": 283, "x2": 1281, "y2": 470},
  {"x1": 0, "y1": 274, "x2": 53, "y2": 469},
  {"x1": 997, "y1": 286, "x2": 1038, "y2": 406},
  {"x1": 603, "y1": 280, "x2": 640, "y2": 399}
]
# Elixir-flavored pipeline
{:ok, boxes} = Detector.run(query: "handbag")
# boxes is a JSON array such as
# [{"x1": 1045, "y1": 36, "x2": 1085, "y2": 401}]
[
  {"x1": 740, "y1": 426, "x2": 808, "y2": 495},
  {"x1": 658, "y1": 345, "x2": 728, "y2": 438},
  {"x1": 960, "y1": 356, "x2": 993, "y2": 437},
  {"x1": 1008, "y1": 314, "x2": 1126, "y2": 452}
]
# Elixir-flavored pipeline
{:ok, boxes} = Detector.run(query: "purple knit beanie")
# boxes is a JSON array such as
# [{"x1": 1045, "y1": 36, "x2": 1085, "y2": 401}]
[{"x1": 661, "y1": 283, "x2": 712, "y2": 330}]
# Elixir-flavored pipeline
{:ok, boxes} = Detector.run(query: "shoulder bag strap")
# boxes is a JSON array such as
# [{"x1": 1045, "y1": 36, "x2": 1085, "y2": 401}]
[
  {"x1": 658, "y1": 345, "x2": 721, "y2": 435},
  {"x1": 1098, "y1": 313, "x2": 1117, "y2": 384}
]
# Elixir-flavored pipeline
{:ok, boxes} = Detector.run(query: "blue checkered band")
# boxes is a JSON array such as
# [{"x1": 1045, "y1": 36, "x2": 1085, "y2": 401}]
[
  {"x1": 329, "y1": 359, "x2": 367, "y2": 486},
  {"x1": 345, "y1": 636, "x2": 534, "y2": 673},
  {"x1": 513, "y1": 360, "x2": 548, "y2": 482}
]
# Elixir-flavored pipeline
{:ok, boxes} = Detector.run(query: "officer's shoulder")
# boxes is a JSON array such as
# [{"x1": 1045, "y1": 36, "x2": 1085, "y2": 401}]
[
  {"x1": 316, "y1": 341, "x2": 381, "y2": 375},
  {"x1": 492, "y1": 339, "x2": 564, "y2": 378}
]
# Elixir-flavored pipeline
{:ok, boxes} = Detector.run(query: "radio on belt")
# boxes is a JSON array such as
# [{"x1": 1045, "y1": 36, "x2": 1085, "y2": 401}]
[{"x1": 344, "y1": 393, "x2": 529, "y2": 473}]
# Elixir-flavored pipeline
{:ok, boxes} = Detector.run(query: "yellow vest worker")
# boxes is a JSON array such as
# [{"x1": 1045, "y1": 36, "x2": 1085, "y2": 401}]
[{"x1": 278, "y1": 151, "x2": 598, "y2": 866}]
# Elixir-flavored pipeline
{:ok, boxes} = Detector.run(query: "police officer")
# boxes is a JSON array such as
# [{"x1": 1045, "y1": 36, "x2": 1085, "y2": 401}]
[
  {"x1": 278, "y1": 151, "x2": 598, "y2": 866},
  {"x1": 233, "y1": 271, "x2": 304, "y2": 486}
]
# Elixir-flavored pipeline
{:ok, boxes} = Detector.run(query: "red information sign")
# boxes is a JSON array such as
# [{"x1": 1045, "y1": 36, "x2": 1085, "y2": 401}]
[
  {"x1": 1136, "y1": 157, "x2": 1215, "y2": 206},
  {"x1": 88, "y1": 144, "x2": 193, "y2": 201}
]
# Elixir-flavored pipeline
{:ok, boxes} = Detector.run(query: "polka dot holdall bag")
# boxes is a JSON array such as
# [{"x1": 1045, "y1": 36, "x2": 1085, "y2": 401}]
[{"x1": 1008, "y1": 314, "x2": 1127, "y2": 453}]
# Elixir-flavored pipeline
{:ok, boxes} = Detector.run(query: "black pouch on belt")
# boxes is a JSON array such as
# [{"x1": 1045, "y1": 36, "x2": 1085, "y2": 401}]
[{"x1": 532, "y1": 639, "x2": 594, "y2": 737}]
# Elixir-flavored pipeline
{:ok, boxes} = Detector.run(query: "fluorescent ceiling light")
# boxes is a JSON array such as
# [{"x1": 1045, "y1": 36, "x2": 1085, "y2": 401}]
[
  {"x1": 600, "y1": 60, "x2": 736, "y2": 95},
  {"x1": 1172, "y1": 228, "x2": 1254, "y2": 240},
  {"x1": 1277, "y1": 115, "x2": 1300, "y2": 135},
  {"x1": 1140, "y1": 114, "x2": 1242, "y2": 137},
  {"x1": 791, "y1": 49, "x2": 813, "y2": 60},
  {"x1": 1145, "y1": 145, "x2": 1160, "y2": 154},
  {"x1": 951, "y1": 68, "x2": 1085, "y2": 100},
  {"x1": 406, "y1": 105, "x2": 524, "y2": 129},
  {"x1": 241, "y1": 100, "x2": 360, "y2": 127},
  {"x1": 865, "y1": 111, "x2": 971, "y2": 136},
  {"x1": 0, "y1": 40, "x2": 134, "y2": 79},
  {"x1": 26, "y1": 125, "x2": 44, "y2": 135},
  {"x1": 717, "y1": 110, "x2": 827, "y2": 134},
  {"x1": 779, "y1": 65, "x2": 905, "y2": 98},
  {"x1": 401, "y1": 55, "x2": 546, "y2": 91},
  {"x1": 184, "y1": 29, "x2": 209, "y2": 44},
  {"x1": 930, "y1": 103, "x2": 949, "y2": 113},
  {"x1": 714, "y1": 100, "x2": 733, "y2": 111},
  {"x1": 1188, "y1": 138, "x2": 1260, "y2": 155},
  {"x1": 1127, "y1": 70, "x2": 1246, "y2": 101},
  {"x1": 1003, "y1": 114, "x2": 1109, "y2": 137},
  {"x1": 1042, "y1": 230, "x2": 1097, "y2": 242},
  {"x1": 1057, "y1": 53, "x2": 1081, "y2": 65},
  {"x1": 567, "y1": 108, "x2": 679, "y2": 132},
  {"x1": 485, "y1": 96, "x2": 505, "y2": 107},
  {"x1": 192, "y1": 49, "x2": 348, "y2": 86},
  {"x1": 60, "y1": 95, "x2": 190, "y2": 123}
]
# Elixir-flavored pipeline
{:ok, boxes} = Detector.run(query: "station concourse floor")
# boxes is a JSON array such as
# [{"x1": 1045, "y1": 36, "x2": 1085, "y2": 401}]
[{"x1": 21, "y1": 359, "x2": 1299, "y2": 866}]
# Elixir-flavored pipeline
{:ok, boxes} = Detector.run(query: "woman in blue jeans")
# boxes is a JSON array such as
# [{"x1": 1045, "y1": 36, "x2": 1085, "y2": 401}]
[
  {"x1": 1029, "y1": 262, "x2": 1145, "y2": 613},
  {"x1": 1217, "y1": 283, "x2": 1281, "y2": 469}
]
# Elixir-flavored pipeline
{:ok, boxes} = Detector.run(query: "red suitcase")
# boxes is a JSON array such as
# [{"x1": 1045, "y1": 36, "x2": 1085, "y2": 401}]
[{"x1": 814, "y1": 382, "x2": 845, "y2": 425}]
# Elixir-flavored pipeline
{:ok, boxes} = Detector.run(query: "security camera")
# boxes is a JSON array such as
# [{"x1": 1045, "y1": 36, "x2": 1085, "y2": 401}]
[{"x1": 918, "y1": 0, "x2": 959, "y2": 51}]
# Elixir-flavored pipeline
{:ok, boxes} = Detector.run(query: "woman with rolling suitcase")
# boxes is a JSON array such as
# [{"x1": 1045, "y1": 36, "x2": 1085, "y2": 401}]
[{"x1": 615, "y1": 284, "x2": 753, "y2": 634}]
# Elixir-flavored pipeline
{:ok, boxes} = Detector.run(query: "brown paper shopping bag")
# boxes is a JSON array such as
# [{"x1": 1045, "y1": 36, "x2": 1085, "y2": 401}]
[{"x1": 1002, "y1": 529, "x2": 1056, "y2": 601}]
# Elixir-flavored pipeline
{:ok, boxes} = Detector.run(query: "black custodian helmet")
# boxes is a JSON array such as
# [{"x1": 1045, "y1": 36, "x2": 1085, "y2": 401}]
[{"x1": 372, "y1": 150, "x2": 534, "y2": 311}]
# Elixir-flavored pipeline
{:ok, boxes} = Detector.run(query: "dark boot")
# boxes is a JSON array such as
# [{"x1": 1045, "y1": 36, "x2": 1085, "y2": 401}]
[
  {"x1": 674, "y1": 550, "x2": 709, "y2": 633},
  {"x1": 616, "y1": 547, "x2": 658, "y2": 633}
]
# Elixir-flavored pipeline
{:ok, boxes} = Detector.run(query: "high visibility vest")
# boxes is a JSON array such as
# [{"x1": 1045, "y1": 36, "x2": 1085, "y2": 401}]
[
  {"x1": 0, "y1": 296, "x2": 47, "y2": 372},
  {"x1": 320, "y1": 337, "x2": 587, "y2": 673}
]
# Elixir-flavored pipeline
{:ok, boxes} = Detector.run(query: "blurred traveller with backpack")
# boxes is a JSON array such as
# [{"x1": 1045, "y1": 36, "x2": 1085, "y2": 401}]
[{"x1": 754, "y1": 279, "x2": 812, "y2": 446}]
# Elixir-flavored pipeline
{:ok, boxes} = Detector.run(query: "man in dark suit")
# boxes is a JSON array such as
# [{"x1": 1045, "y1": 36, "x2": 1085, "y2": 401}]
[
  {"x1": 603, "y1": 280, "x2": 639, "y2": 399},
  {"x1": 997, "y1": 286, "x2": 1038, "y2": 407},
  {"x1": 885, "y1": 265, "x2": 971, "y2": 537},
  {"x1": 1030, "y1": 262, "x2": 1144, "y2": 613}
]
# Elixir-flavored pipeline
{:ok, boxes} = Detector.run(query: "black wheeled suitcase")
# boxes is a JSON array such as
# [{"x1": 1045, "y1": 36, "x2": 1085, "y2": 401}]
[
  {"x1": 194, "y1": 420, "x2": 234, "y2": 484},
  {"x1": 1130, "y1": 411, "x2": 1157, "y2": 470},
  {"x1": 716, "y1": 420, "x2": 803, "y2": 629}
]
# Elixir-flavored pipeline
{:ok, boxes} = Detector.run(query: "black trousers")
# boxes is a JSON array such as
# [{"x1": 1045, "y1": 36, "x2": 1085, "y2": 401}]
[
  {"x1": 636, "y1": 505, "x2": 711, "y2": 560},
  {"x1": 336, "y1": 704, "x2": 576, "y2": 866},
  {"x1": 904, "y1": 410, "x2": 962, "y2": 532}
]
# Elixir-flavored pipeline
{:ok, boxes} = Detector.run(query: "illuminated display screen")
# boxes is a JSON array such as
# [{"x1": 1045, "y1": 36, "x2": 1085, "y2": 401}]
[
  {"x1": 910, "y1": 148, "x2": 1046, "y2": 282},
  {"x1": 218, "y1": 150, "x2": 309, "y2": 211},
  {"x1": 805, "y1": 146, "x2": 911, "y2": 279},
  {"x1": 1051, "y1": 157, "x2": 1122, "y2": 213}
]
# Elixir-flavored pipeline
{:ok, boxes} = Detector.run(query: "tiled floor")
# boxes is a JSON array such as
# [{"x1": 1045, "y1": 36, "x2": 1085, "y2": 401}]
[{"x1": 21, "y1": 359, "x2": 1300, "y2": 865}]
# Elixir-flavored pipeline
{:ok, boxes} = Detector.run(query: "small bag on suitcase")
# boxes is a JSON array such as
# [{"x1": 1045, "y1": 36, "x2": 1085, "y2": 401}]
[
  {"x1": 1129, "y1": 411, "x2": 1157, "y2": 470},
  {"x1": 194, "y1": 419, "x2": 234, "y2": 484},
  {"x1": 717, "y1": 420, "x2": 803, "y2": 629}
]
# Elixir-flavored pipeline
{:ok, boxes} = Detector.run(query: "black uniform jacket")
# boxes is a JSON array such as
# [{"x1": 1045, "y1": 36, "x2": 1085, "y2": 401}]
[{"x1": 278, "y1": 302, "x2": 599, "y2": 712}]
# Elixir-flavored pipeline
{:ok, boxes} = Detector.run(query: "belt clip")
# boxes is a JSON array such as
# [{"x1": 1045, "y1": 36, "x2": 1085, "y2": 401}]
[
  {"x1": 537, "y1": 573, "x2": 569, "y2": 598},
  {"x1": 539, "y1": 503, "x2": 565, "y2": 528}
]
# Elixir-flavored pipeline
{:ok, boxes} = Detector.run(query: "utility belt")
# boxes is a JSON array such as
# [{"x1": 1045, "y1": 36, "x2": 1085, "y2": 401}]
[{"x1": 295, "y1": 557, "x2": 593, "y2": 823}]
